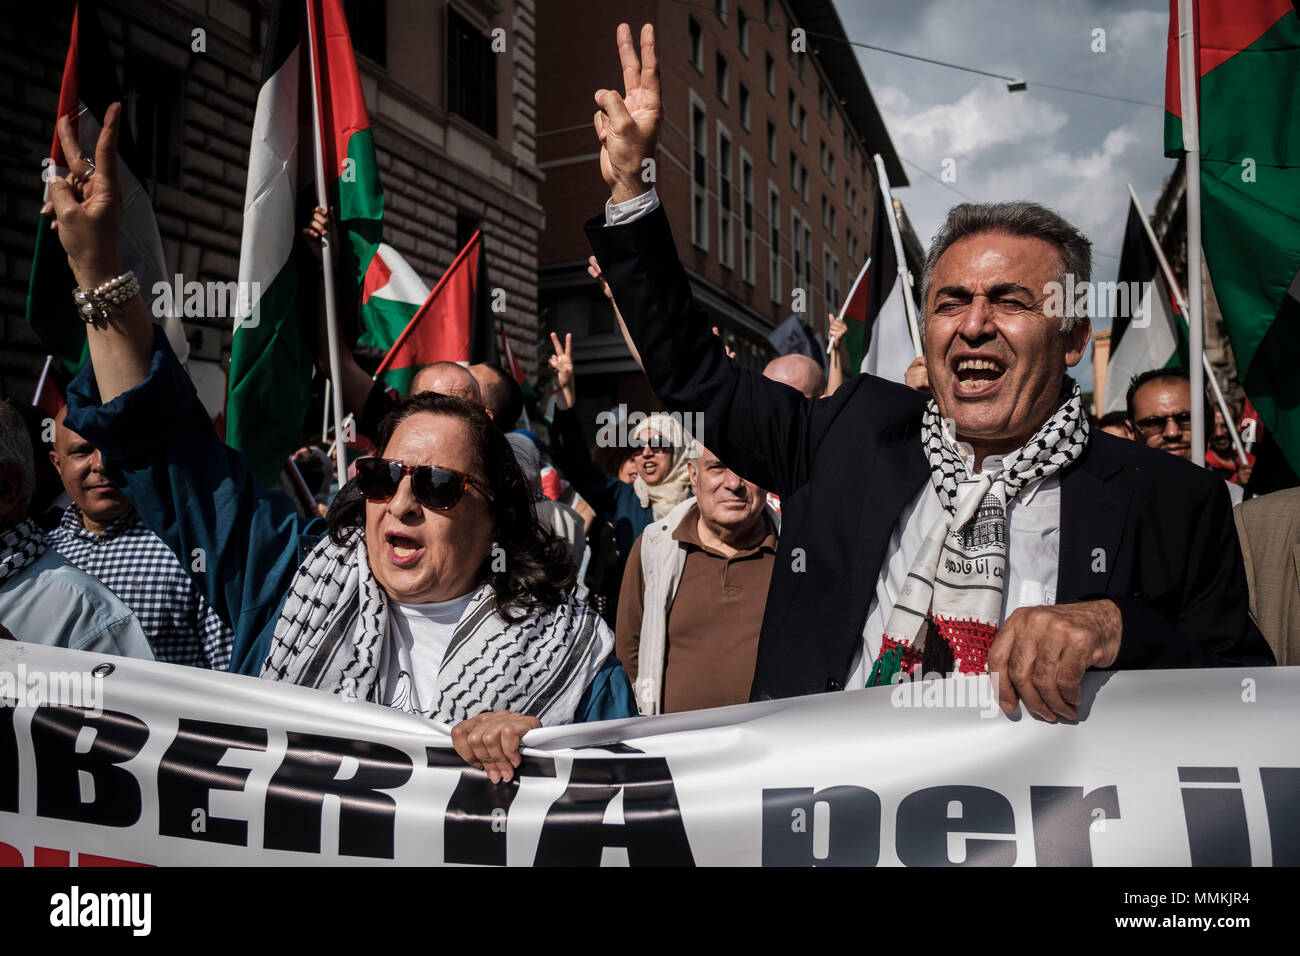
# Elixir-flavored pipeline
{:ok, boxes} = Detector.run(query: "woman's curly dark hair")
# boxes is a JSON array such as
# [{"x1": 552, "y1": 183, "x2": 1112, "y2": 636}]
[{"x1": 325, "y1": 392, "x2": 577, "y2": 620}]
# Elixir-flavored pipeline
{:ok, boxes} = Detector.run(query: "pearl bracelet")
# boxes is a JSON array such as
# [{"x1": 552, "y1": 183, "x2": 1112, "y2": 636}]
[{"x1": 72, "y1": 270, "x2": 140, "y2": 326}]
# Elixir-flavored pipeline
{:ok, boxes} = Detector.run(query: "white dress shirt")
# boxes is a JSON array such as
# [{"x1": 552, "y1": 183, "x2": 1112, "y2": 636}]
[{"x1": 847, "y1": 422, "x2": 1061, "y2": 686}]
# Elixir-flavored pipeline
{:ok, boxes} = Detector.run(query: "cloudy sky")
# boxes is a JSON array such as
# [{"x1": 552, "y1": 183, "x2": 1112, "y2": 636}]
[{"x1": 835, "y1": 0, "x2": 1178, "y2": 388}]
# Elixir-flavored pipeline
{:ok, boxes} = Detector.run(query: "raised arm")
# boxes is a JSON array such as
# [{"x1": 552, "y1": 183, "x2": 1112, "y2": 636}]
[
  {"x1": 50, "y1": 103, "x2": 310, "y2": 674},
  {"x1": 586, "y1": 24, "x2": 852, "y2": 496}
]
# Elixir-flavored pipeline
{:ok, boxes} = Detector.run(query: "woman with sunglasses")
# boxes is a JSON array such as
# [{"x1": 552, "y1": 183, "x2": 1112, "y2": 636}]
[
  {"x1": 47, "y1": 105, "x2": 636, "y2": 781},
  {"x1": 546, "y1": 333, "x2": 694, "y2": 575}
]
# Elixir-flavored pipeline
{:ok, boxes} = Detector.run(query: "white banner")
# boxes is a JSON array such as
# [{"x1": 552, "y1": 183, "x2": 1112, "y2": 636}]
[{"x1": 1, "y1": 642, "x2": 1296, "y2": 866}]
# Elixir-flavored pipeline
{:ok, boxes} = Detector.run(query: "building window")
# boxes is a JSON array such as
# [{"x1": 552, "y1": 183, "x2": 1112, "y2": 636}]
[
  {"x1": 824, "y1": 247, "x2": 840, "y2": 311},
  {"x1": 789, "y1": 151, "x2": 798, "y2": 189},
  {"x1": 800, "y1": 163, "x2": 809, "y2": 203},
  {"x1": 820, "y1": 140, "x2": 828, "y2": 174},
  {"x1": 766, "y1": 120, "x2": 777, "y2": 163},
  {"x1": 125, "y1": 59, "x2": 181, "y2": 186},
  {"x1": 688, "y1": 16, "x2": 703, "y2": 72},
  {"x1": 830, "y1": 206, "x2": 837, "y2": 238},
  {"x1": 828, "y1": 107, "x2": 835, "y2": 134},
  {"x1": 769, "y1": 184, "x2": 782, "y2": 303},
  {"x1": 739, "y1": 82, "x2": 751, "y2": 130},
  {"x1": 764, "y1": 0, "x2": 774, "y2": 26},
  {"x1": 716, "y1": 0, "x2": 727, "y2": 24},
  {"x1": 802, "y1": 223, "x2": 813, "y2": 313},
  {"x1": 768, "y1": 186, "x2": 782, "y2": 302},
  {"x1": 718, "y1": 124, "x2": 734, "y2": 269},
  {"x1": 447, "y1": 8, "x2": 497, "y2": 137},
  {"x1": 765, "y1": 52, "x2": 775, "y2": 95},
  {"x1": 791, "y1": 209, "x2": 804, "y2": 289},
  {"x1": 741, "y1": 152, "x2": 755, "y2": 285},
  {"x1": 343, "y1": 0, "x2": 387, "y2": 66},
  {"x1": 788, "y1": 89, "x2": 797, "y2": 128},
  {"x1": 797, "y1": 52, "x2": 806, "y2": 83},
  {"x1": 691, "y1": 96, "x2": 709, "y2": 250},
  {"x1": 799, "y1": 105, "x2": 807, "y2": 143},
  {"x1": 829, "y1": 154, "x2": 835, "y2": 184},
  {"x1": 738, "y1": 7, "x2": 750, "y2": 56},
  {"x1": 716, "y1": 52, "x2": 729, "y2": 103}
]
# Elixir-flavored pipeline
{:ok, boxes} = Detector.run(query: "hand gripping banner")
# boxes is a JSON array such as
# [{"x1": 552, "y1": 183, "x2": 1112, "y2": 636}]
[{"x1": 1, "y1": 641, "x2": 1297, "y2": 866}]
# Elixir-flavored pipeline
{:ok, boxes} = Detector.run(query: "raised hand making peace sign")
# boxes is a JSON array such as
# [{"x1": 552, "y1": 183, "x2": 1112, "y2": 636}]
[
  {"x1": 548, "y1": 331, "x2": 577, "y2": 411},
  {"x1": 593, "y1": 23, "x2": 662, "y2": 204}
]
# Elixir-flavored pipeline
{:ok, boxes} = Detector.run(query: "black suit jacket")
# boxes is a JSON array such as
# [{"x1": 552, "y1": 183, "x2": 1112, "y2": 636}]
[{"x1": 587, "y1": 203, "x2": 1274, "y2": 701}]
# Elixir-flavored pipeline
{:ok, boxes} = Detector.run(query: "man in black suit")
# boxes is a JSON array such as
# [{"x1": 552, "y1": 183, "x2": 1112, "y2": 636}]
[{"x1": 583, "y1": 24, "x2": 1274, "y2": 723}]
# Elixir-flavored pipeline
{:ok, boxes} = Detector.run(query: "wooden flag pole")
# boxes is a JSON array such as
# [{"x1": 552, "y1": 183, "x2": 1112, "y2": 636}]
[{"x1": 305, "y1": 0, "x2": 348, "y2": 490}]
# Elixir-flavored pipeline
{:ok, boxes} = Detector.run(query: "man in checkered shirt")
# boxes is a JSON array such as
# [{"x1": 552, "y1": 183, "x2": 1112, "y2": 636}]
[{"x1": 45, "y1": 406, "x2": 233, "y2": 669}]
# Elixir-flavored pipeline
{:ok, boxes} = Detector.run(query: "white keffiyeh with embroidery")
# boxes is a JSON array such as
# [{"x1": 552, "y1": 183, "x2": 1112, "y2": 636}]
[{"x1": 868, "y1": 381, "x2": 1089, "y2": 685}]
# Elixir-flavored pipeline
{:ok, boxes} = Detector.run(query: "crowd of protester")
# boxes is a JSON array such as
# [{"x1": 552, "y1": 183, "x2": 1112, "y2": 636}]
[{"x1": 2, "y1": 23, "x2": 1296, "y2": 780}]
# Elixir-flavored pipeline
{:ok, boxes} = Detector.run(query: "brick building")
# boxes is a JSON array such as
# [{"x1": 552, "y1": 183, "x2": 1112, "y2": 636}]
[
  {"x1": 535, "y1": 0, "x2": 907, "y2": 420},
  {"x1": 0, "y1": 0, "x2": 544, "y2": 425}
]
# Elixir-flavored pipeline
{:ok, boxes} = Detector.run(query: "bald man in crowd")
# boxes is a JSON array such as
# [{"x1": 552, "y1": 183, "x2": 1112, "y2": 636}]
[
  {"x1": 469, "y1": 362, "x2": 525, "y2": 431},
  {"x1": 762, "y1": 354, "x2": 827, "y2": 400},
  {"x1": 409, "y1": 361, "x2": 483, "y2": 405}
]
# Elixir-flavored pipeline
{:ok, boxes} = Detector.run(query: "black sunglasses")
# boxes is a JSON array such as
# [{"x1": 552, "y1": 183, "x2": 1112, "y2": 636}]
[{"x1": 354, "y1": 458, "x2": 494, "y2": 510}]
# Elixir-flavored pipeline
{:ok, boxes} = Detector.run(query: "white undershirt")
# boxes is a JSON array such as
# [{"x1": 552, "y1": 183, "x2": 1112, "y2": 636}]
[
  {"x1": 846, "y1": 423, "x2": 1062, "y2": 687},
  {"x1": 380, "y1": 592, "x2": 475, "y2": 716}
]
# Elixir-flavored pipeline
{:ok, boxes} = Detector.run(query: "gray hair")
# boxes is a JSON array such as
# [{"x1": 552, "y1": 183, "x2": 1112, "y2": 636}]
[
  {"x1": 0, "y1": 401, "x2": 36, "y2": 510},
  {"x1": 919, "y1": 201, "x2": 1092, "y2": 333}
]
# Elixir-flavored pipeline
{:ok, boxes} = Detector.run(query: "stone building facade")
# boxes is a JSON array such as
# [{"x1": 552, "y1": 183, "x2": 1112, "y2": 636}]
[
  {"x1": 0, "y1": 0, "x2": 544, "y2": 424},
  {"x1": 534, "y1": 0, "x2": 907, "y2": 418}
]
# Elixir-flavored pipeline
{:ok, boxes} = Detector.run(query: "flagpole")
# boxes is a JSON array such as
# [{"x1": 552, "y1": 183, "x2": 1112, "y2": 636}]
[
  {"x1": 1178, "y1": 0, "x2": 1206, "y2": 464},
  {"x1": 828, "y1": 255, "x2": 871, "y2": 354},
  {"x1": 305, "y1": 0, "x2": 348, "y2": 490},
  {"x1": 873, "y1": 154, "x2": 922, "y2": 358},
  {"x1": 32, "y1": 354, "x2": 54, "y2": 406},
  {"x1": 1127, "y1": 185, "x2": 1247, "y2": 463},
  {"x1": 321, "y1": 375, "x2": 331, "y2": 443}
]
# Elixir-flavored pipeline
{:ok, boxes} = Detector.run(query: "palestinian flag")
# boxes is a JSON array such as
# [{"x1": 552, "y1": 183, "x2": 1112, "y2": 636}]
[
  {"x1": 845, "y1": 186, "x2": 915, "y2": 383},
  {"x1": 1100, "y1": 194, "x2": 1189, "y2": 416},
  {"x1": 356, "y1": 243, "x2": 430, "y2": 354},
  {"x1": 1165, "y1": 0, "x2": 1300, "y2": 474},
  {"x1": 372, "y1": 231, "x2": 496, "y2": 394},
  {"x1": 227, "y1": 0, "x2": 384, "y2": 488},
  {"x1": 27, "y1": 1, "x2": 187, "y2": 375}
]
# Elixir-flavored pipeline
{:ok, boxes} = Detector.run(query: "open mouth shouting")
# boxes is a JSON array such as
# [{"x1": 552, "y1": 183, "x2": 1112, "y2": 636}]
[
  {"x1": 951, "y1": 353, "x2": 1008, "y2": 397},
  {"x1": 386, "y1": 531, "x2": 426, "y2": 568}
]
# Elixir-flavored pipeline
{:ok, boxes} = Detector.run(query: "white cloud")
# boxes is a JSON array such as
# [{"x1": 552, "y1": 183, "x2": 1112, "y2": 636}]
[{"x1": 877, "y1": 83, "x2": 1070, "y2": 160}]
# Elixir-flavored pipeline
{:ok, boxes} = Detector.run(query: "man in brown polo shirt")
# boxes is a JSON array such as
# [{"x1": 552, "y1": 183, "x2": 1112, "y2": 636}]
[{"x1": 616, "y1": 443, "x2": 780, "y2": 714}]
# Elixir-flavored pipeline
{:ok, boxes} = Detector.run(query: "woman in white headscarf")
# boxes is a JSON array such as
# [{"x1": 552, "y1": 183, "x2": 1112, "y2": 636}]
[{"x1": 546, "y1": 334, "x2": 694, "y2": 581}]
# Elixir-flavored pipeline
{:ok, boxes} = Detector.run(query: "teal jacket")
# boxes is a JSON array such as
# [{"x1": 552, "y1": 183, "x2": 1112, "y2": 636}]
[{"x1": 65, "y1": 330, "x2": 635, "y2": 722}]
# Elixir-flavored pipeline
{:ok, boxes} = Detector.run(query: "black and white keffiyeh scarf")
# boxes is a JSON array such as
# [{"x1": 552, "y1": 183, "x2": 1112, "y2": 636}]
[
  {"x1": 868, "y1": 381, "x2": 1089, "y2": 686},
  {"x1": 262, "y1": 531, "x2": 613, "y2": 725},
  {"x1": 0, "y1": 518, "x2": 48, "y2": 587}
]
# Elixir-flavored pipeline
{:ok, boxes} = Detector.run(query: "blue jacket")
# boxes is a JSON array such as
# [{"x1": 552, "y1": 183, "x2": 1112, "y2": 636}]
[
  {"x1": 0, "y1": 544, "x2": 154, "y2": 660},
  {"x1": 65, "y1": 330, "x2": 635, "y2": 722}
]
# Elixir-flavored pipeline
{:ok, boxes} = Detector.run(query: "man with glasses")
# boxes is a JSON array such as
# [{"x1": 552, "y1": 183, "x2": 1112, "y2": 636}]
[
  {"x1": 583, "y1": 23, "x2": 1272, "y2": 722},
  {"x1": 1126, "y1": 368, "x2": 1245, "y2": 504}
]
